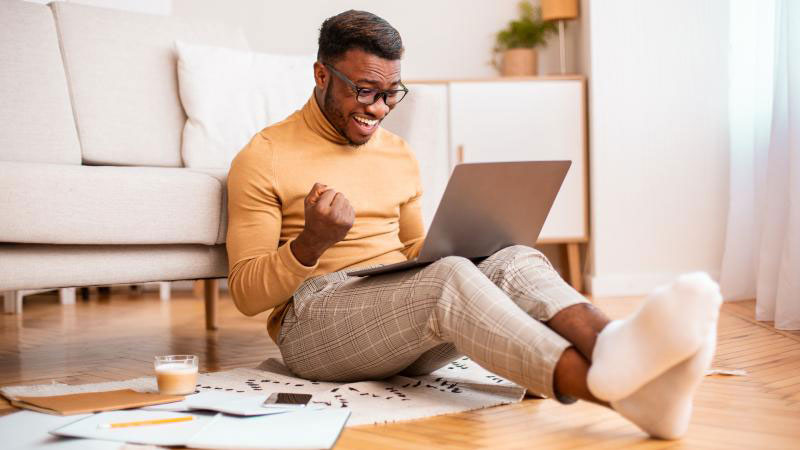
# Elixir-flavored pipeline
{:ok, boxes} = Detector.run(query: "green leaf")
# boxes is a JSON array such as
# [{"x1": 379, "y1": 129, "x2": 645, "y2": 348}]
[{"x1": 495, "y1": 1, "x2": 558, "y2": 51}]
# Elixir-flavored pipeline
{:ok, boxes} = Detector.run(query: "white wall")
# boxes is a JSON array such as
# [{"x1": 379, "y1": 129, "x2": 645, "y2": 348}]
[
  {"x1": 585, "y1": 0, "x2": 730, "y2": 296},
  {"x1": 31, "y1": 0, "x2": 172, "y2": 15},
  {"x1": 171, "y1": 0, "x2": 581, "y2": 80}
]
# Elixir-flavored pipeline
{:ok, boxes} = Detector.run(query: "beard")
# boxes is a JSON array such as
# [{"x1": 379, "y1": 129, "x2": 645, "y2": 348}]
[{"x1": 322, "y1": 85, "x2": 365, "y2": 148}]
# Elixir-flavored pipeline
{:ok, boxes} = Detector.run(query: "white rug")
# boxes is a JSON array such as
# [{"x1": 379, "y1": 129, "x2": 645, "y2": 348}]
[{"x1": 1, "y1": 357, "x2": 525, "y2": 426}]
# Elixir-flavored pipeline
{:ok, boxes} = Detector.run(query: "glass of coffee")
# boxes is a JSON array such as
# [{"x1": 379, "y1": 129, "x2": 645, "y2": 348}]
[{"x1": 154, "y1": 355, "x2": 198, "y2": 395}]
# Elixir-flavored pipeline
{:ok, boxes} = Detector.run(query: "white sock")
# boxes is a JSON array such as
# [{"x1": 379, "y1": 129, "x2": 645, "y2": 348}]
[
  {"x1": 587, "y1": 272, "x2": 722, "y2": 401},
  {"x1": 612, "y1": 324, "x2": 717, "y2": 439}
]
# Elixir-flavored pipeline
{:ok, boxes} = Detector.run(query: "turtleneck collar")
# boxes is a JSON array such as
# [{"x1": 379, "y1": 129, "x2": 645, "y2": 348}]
[{"x1": 301, "y1": 92, "x2": 351, "y2": 146}]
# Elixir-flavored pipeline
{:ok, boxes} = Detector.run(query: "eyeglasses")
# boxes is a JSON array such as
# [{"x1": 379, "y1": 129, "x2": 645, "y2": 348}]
[{"x1": 323, "y1": 63, "x2": 408, "y2": 106}]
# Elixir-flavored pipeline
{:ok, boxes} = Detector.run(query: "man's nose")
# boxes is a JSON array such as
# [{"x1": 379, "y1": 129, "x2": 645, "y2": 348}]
[{"x1": 365, "y1": 96, "x2": 390, "y2": 119}]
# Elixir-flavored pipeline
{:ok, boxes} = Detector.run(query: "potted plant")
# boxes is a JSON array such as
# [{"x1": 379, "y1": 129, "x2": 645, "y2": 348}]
[{"x1": 494, "y1": 1, "x2": 558, "y2": 76}]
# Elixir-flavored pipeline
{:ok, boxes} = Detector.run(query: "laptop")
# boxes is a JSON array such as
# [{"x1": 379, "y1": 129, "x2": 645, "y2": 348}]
[{"x1": 349, "y1": 160, "x2": 570, "y2": 277}]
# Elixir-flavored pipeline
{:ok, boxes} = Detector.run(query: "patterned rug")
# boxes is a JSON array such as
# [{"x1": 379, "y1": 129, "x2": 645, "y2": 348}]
[{"x1": 1, "y1": 357, "x2": 525, "y2": 426}]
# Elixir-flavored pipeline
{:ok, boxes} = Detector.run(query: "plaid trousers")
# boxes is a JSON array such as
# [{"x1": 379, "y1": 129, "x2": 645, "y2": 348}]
[{"x1": 277, "y1": 245, "x2": 587, "y2": 401}]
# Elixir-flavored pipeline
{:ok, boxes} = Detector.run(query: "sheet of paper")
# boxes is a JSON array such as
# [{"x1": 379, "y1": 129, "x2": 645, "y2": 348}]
[
  {"x1": 0, "y1": 410, "x2": 119, "y2": 450},
  {"x1": 185, "y1": 391, "x2": 295, "y2": 416},
  {"x1": 187, "y1": 408, "x2": 351, "y2": 449},
  {"x1": 141, "y1": 394, "x2": 194, "y2": 412},
  {"x1": 50, "y1": 410, "x2": 216, "y2": 447}
]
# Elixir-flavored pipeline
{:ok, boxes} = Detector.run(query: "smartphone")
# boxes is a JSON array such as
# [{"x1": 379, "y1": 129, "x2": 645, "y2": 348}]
[{"x1": 262, "y1": 392, "x2": 312, "y2": 409}]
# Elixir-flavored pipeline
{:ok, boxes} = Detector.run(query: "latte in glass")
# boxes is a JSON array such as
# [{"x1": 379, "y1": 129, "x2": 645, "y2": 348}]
[{"x1": 154, "y1": 355, "x2": 198, "y2": 395}]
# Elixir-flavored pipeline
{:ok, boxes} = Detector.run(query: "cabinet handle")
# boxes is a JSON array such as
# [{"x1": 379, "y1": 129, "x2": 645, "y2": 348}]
[{"x1": 456, "y1": 145, "x2": 464, "y2": 164}]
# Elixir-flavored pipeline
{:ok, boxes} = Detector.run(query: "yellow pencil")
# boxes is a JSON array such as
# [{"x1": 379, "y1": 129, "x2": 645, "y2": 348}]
[{"x1": 98, "y1": 416, "x2": 194, "y2": 429}]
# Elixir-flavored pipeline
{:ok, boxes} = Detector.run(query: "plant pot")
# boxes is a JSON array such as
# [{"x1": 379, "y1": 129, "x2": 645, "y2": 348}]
[{"x1": 500, "y1": 48, "x2": 538, "y2": 76}]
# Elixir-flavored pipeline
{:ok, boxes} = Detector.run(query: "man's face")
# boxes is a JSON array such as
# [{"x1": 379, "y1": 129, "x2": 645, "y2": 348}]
[{"x1": 314, "y1": 49, "x2": 402, "y2": 146}]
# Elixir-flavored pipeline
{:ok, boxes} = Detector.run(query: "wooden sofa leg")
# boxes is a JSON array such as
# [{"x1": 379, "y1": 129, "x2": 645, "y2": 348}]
[
  {"x1": 203, "y1": 279, "x2": 219, "y2": 331},
  {"x1": 4, "y1": 290, "x2": 23, "y2": 314},
  {"x1": 59, "y1": 287, "x2": 76, "y2": 305},
  {"x1": 159, "y1": 282, "x2": 171, "y2": 302}
]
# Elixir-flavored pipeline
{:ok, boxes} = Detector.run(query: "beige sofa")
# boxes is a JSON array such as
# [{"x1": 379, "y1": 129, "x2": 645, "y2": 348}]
[{"x1": 0, "y1": 0, "x2": 248, "y2": 328}]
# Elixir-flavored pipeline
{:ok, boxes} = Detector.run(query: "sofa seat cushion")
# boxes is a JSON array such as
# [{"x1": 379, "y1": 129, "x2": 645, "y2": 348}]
[
  {"x1": 187, "y1": 168, "x2": 229, "y2": 244},
  {"x1": 0, "y1": 162, "x2": 225, "y2": 245}
]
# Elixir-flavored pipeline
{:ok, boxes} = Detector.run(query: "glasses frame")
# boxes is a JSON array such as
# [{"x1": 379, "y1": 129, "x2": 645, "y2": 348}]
[{"x1": 323, "y1": 62, "x2": 409, "y2": 106}]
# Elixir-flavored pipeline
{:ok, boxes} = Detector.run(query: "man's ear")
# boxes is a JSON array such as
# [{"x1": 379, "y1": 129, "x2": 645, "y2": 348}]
[{"x1": 313, "y1": 61, "x2": 328, "y2": 90}]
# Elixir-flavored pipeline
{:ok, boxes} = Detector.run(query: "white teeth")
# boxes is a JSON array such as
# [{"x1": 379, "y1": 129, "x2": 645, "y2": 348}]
[{"x1": 354, "y1": 116, "x2": 377, "y2": 126}]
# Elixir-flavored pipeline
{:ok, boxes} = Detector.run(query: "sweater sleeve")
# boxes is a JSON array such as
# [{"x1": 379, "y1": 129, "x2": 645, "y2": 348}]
[
  {"x1": 398, "y1": 149, "x2": 426, "y2": 260},
  {"x1": 225, "y1": 137, "x2": 318, "y2": 316}
]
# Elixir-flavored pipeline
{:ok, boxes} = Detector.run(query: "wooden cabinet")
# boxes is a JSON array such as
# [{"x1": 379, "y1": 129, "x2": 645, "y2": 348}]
[{"x1": 383, "y1": 76, "x2": 588, "y2": 290}]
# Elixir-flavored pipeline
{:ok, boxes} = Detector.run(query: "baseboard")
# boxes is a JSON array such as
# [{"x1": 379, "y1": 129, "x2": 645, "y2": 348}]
[{"x1": 588, "y1": 270, "x2": 720, "y2": 298}]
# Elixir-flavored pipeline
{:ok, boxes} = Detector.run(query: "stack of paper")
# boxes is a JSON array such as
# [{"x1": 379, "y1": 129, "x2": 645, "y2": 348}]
[
  {"x1": 0, "y1": 410, "x2": 117, "y2": 450},
  {"x1": 143, "y1": 391, "x2": 322, "y2": 416},
  {"x1": 50, "y1": 410, "x2": 216, "y2": 447},
  {"x1": 2, "y1": 390, "x2": 350, "y2": 449},
  {"x1": 187, "y1": 410, "x2": 350, "y2": 449},
  {"x1": 47, "y1": 409, "x2": 350, "y2": 449}
]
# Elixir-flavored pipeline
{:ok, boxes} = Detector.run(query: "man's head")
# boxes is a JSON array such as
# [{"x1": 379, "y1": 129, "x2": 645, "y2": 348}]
[{"x1": 314, "y1": 10, "x2": 406, "y2": 146}]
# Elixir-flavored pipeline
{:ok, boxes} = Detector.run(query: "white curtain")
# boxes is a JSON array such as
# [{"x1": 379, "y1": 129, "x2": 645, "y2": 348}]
[{"x1": 720, "y1": 0, "x2": 800, "y2": 330}]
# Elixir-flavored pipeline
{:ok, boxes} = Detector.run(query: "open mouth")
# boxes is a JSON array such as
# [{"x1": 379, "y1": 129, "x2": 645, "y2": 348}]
[{"x1": 352, "y1": 115, "x2": 379, "y2": 134}]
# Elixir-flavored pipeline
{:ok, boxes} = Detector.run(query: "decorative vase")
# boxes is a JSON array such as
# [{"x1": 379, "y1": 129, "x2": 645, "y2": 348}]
[{"x1": 500, "y1": 48, "x2": 538, "y2": 76}]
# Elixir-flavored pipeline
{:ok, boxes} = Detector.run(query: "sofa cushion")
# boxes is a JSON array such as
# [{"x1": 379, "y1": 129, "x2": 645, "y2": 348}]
[
  {"x1": 0, "y1": 162, "x2": 224, "y2": 245},
  {"x1": 0, "y1": 0, "x2": 80, "y2": 165},
  {"x1": 176, "y1": 41, "x2": 315, "y2": 169},
  {"x1": 51, "y1": 2, "x2": 248, "y2": 167},
  {"x1": 187, "y1": 167, "x2": 229, "y2": 244},
  {"x1": 0, "y1": 244, "x2": 227, "y2": 291}
]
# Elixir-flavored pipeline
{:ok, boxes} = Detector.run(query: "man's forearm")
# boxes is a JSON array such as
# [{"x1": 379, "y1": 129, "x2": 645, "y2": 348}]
[{"x1": 290, "y1": 231, "x2": 328, "y2": 267}]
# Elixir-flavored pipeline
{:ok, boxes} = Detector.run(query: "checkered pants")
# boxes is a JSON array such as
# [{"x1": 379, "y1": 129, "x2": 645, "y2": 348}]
[{"x1": 277, "y1": 245, "x2": 587, "y2": 401}]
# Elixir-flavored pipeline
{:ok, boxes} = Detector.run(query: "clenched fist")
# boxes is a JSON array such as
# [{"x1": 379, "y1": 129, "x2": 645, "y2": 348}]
[{"x1": 290, "y1": 182, "x2": 355, "y2": 266}]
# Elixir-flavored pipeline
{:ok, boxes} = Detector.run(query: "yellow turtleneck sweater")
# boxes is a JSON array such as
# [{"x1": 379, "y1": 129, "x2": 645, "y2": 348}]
[{"x1": 226, "y1": 95, "x2": 425, "y2": 342}]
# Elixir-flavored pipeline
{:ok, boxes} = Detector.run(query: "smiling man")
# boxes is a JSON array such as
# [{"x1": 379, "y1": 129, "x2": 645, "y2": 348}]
[
  {"x1": 225, "y1": 10, "x2": 722, "y2": 440},
  {"x1": 318, "y1": 57, "x2": 402, "y2": 144}
]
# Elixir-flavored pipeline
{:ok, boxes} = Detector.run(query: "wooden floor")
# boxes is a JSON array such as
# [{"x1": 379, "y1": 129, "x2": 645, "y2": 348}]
[{"x1": 2, "y1": 288, "x2": 800, "y2": 449}]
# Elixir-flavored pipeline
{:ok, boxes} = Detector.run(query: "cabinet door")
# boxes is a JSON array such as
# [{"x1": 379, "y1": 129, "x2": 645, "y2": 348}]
[
  {"x1": 382, "y1": 83, "x2": 450, "y2": 230},
  {"x1": 449, "y1": 80, "x2": 587, "y2": 241}
]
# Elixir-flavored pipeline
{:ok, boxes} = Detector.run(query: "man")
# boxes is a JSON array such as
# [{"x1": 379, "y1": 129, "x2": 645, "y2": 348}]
[{"x1": 226, "y1": 10, "x2": 721, "y2": 439}]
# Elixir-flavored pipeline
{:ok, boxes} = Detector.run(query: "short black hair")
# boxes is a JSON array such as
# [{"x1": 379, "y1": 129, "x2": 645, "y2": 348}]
[{"x1": 317, "y1": 10, "x2": 404, "y2": 64}]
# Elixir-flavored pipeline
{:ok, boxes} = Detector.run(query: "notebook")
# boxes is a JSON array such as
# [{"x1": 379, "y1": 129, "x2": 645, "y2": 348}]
[{"x1": 10, "y1": 389, "x2": 185, "y2": 415}]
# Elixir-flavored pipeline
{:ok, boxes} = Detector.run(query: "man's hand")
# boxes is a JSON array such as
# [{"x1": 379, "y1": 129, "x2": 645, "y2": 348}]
[{"x1": 290, "y1": 182, "x2": 355, "y2": 266}]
